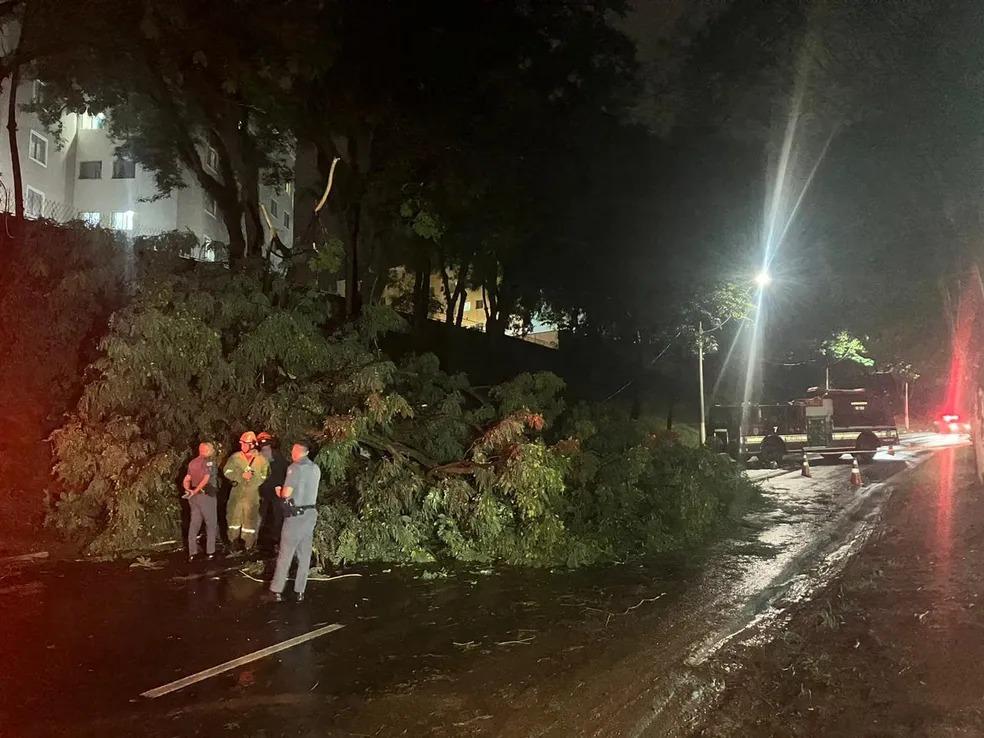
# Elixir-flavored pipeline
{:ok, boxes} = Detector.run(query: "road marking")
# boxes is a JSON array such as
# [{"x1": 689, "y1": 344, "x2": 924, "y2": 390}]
[
  {"x1": 140, "y1": 623, "x2": 345, "y2": 698},
  {"x1": 0, "y1": 551, "x2": 48, "y2": 565}
]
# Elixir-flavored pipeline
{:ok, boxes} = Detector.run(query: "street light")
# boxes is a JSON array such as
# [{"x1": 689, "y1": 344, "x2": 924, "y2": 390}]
[{"x1": 699, "y1": 273, "x2": 772, "y2": 447}]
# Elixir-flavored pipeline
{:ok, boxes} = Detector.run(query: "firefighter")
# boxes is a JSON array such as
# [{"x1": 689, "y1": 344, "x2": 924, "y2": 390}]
[
  {"x1": 223, "y1": 431, "x2": 270, "y2": 551},
  {"x1": 268, "y1": 441, "x2": 322, "y2": 602},
  {"x1": 183, "y1": 441, "x2": 219, "y2": 561}
]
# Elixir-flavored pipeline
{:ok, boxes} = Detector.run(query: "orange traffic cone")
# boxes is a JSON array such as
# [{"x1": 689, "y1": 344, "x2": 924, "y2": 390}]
[
  {"x1": 801, "y1": 453, "x2": 812, "y2": 478},
  {"x1": 850, "y1": 458, "x2": 863, "y2": 487}
]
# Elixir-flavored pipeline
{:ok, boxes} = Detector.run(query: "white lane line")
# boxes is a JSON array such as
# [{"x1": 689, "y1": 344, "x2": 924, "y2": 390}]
[{"x1": 140, "y1": 623, "x2": 345, "y2": 698}]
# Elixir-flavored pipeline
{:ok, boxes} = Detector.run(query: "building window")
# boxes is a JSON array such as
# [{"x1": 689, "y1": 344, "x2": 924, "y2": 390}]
[
  {"x1": 80, "y1": 212, "x2": 100, "y2": 227},
  {"x1": 463, "y1": 301, "x2": 472, "y2": 312},
  {"x1": 475, "y1": 299, "x2": 485, "y2": 310},
  {"x1": 269, "y1": 199, "x2": 279, "y2": 218},
  {"x1": 32, "y1": 79, "x2": 45, "y2": 104},
  {"x1": 112, "y1": 156, "x2": 136, "y2": 179},
  {"x1": 205, "y1": 145, "x2": 219, "y2": 173},
  {"x1": 28, "y1": 131, "x2": 47, "y2": 167},
  {"x1": 285, "y1": 181, "x2": 292, "y2": 196},
  {"x1": 25, "y1": 187, "x2": 44, "y2": 218},
  {"x1": 111, "y1": 210, "x2": 135, "y2": 232},
  {"x1": 79, "y1": 160, "x2": 102, "y2": 179},
  {"x1": 80, "y1": 112, "x2": 106, "y2": 130},
  {"x1": 283, "y1": 211, "x2": 290, "y2": 229},
  {"x1": 204, "y1": 193, "x2": 217, "y2": 218}
]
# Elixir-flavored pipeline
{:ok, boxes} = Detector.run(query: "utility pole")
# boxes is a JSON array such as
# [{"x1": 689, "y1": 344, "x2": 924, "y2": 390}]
[
  {"x1": 698, "y1": 321, "x2": 706, "y2": 446},
  {"x1": 904, "y1": 380, "x2": 910, "y2": 431}
]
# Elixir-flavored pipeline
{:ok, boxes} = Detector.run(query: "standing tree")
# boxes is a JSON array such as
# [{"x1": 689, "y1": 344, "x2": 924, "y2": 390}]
[{"x1": 29, "y1": 0, "x2": 306, "y2": 263}]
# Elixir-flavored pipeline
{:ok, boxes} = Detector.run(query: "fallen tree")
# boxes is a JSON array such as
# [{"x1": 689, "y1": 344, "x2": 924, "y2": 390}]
[{"x1": 45, "y1": 235, "x2": 757, "y2": 566}]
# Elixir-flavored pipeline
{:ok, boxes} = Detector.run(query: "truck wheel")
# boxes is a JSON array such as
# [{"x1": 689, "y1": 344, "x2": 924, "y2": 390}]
[
  {"x1": 855, "y1": 431, "x2": 879, "y2": 465},
  {"x1": 760, "y1": 434, "x2": 786, "y2": 467}
]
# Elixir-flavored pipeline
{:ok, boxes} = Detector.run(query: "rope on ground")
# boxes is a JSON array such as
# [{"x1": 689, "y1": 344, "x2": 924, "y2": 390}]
[
  {"x1": 238, "y1": 567, "x2": 363, "y2": 583},
  {"x1": 495, "y1": 636, "x2": 535, "y2": 646},
  {"x1": 605, "y1": 593, "x2": 668, "y2": 627}
]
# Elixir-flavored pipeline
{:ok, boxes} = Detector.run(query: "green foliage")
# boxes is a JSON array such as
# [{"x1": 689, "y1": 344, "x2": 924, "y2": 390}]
[
  {"x1": 47, "y1": 237, "x2": 757, "y2": 564},
  {"x1": 309, "y1": 239, "x2": 345, "y2": 275},
  {"x1": 0, "y1": 221, "x2": 126, "y2": 532},
  {"x1": 821, "y1": 331, "x2": 875, "y2": 368}
]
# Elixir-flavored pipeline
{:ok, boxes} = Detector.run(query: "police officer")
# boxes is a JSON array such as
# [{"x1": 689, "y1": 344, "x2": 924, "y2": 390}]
[
  {"x1": 223, "y1": 431, "x2": 270, "y2": 551},
  {"x1": 184, "y1": 441, "x2": 219, "y2": 561},
  {"x1": 256, "y1": 431, "x2": 287, "y2": 553},
  {"x1": 269, "y1": 441, "x2": 321, "y2": 602}
]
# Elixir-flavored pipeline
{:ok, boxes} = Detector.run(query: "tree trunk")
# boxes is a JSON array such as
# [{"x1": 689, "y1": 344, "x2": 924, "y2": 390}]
[
  {"x1": 345, "y1": 201, "x2": 363, "y2": 319},
  {"x1": 7, "y1": 64, "x2": 22, "y2": 222},
  {"x1": 439, "y1": 259, "x2": 454, "y2": 324},
  {"x1": 413, "y1": 255, "x2": 430, "y2": 329},
  {"x1": 452, "y1": 262, "x2": 470, "y2": 327},
  {"x1": 219, "y1": 199, "x2": 248, "y2": 265},
  {"x1": 242, "y1": 177, "x2": 264, "y2": 258},
  {"x1": 454, "y1": 285, "x2": 467, "y2": 326},
  {"x1": 486, "y1": 292, "x2": 512, "y2": 337},
  {"x1": 455, "y1": 286, "x2": 467, "y2": 327}
]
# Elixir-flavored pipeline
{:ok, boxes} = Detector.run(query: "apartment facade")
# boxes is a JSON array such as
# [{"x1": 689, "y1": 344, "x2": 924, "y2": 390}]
[{"x1": 0, "y1": 76, "x2": 294, "y2": 254}]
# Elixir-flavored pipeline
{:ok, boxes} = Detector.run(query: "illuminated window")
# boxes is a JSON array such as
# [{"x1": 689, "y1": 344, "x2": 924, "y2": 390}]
[
  {"x1": 204, "y1": 193, "x2": 217, "y2": 218},
  {"x1": 463, "y1": 301, "x2": 472, "y2": 312},
  {"x1": 111, "y1": 210, "x2": 134, "y2": 231},
  {"x1": 112, "y1": 157, "x2": 136, "y2": 179},
  {"x1": 80, "y1": 112, "x2": 106, "y2": 130},
  {"x1": 25, "y1": 186, "x2": 44, "y2": 218},
  {"x1": 28, "y1": 131, "x2": 47, "y2": 166},
  {"x1": 285, "y1": 181, "x2": 292, "y2": 196},
  {"x1": 270, "y1": 199, "x2": 279, "y2": 218},
  {"x1": 79, "y1": 160, "x2": 102, "y2": 179},
  {"x1": 205, "y1": 145, "x2": 219, "y2": 173},
  {"x1": 80, "y1": 212, "x2": 100, "y2": 227}
]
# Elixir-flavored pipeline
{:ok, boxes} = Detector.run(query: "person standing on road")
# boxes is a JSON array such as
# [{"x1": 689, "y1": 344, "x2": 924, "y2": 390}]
[
  {"x1": 184, "y1": 441, "x2": 219, "y2": 561},
  {"x1": 269, "y1": 441, "x2": 321, "y2": 603},
  {"x1": 223, "y1": 431, "x2": 269, "y2": 551},
  {"x1": 256, "y1": 431, "x2": 287, "y2": 554}
]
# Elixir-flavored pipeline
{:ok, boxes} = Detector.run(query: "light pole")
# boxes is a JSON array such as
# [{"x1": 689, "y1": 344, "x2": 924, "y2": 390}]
[
  {"x1": 904, "y1": 379, "x2": 910, "y2": 431},
  {"x1": 699, "y1": 271, "x2": 771, "y2": 448},
  {"x1": 698, "y1": 320, "x2": 706, "y2": 446}
]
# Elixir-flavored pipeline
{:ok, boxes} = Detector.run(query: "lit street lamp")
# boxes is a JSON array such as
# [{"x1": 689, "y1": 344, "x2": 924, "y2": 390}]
[{"x1": 698, "y1": 273, "x2": 771, "y2": 447}]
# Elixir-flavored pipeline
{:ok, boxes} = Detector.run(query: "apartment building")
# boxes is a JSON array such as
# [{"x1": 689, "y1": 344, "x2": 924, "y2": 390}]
[
  {"x1": 0, "y1": 76, "x2": 294, "y2": 254},
  {"x1": 434, "y1": 277, "x2": 558, "y2": 348}
]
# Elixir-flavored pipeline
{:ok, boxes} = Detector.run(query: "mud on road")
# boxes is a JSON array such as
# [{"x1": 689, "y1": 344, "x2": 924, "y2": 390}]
[{"x1": 696, "y1": 447, "x2": 984, "y2": 737}]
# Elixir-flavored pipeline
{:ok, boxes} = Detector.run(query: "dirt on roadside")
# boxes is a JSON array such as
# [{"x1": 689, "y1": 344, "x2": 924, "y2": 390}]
[{"x1": 697, "y1": 447, "x2": 984, "y2": 737}]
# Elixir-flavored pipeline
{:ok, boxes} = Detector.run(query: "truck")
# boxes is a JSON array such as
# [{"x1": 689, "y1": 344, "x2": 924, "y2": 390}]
[{"x1": 708, "y1": 387, "x2": 900, "y2": 466}]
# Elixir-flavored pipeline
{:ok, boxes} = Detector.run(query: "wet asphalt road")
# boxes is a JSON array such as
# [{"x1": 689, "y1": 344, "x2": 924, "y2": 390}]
[{"x1": 0, "y1": 439, "x2": 954, "y2": 738}]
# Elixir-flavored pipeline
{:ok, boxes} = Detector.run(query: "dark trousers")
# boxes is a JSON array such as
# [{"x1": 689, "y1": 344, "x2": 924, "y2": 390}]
[
  {"x1": 188, "y1": 493, "x2": 218, "y2": 555},
  {"x1": 258, "y1": 487, "x2": 284, "y2": 550}
]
